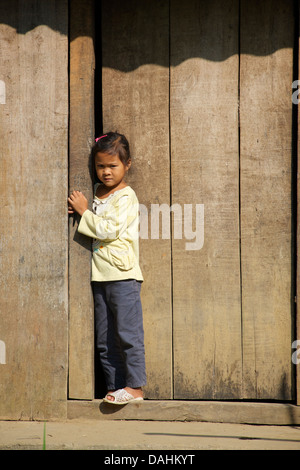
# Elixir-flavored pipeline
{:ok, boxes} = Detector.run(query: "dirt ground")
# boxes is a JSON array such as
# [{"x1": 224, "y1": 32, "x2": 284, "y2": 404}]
[{"x1": 1, "y1": 418, "x2": 300, "y2": 451}]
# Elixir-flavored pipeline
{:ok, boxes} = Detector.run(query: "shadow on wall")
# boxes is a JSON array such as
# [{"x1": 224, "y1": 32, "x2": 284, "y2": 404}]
[
  {"x1": 0, "y1": 0, "x2": 68, "y2": 37},
  {"x1": 0, "y1": 0, "x2": 298, "y2": 69}
]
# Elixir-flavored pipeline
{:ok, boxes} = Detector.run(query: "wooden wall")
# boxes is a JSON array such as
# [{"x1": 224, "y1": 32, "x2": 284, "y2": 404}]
[
  {"x1": 0, "y1": 0, "x2": 298, "y2": 420},
  {"x1": 0, "y1": 1, "x2": 69, "y2": 419},
  {"x1": 68, "y1": 0, "x2": 95, "y2": 400},
  {"x1": 99, "y1": 0, "x2": 296, "y2": 400},
  {"x1": 240, "y1": 0, "x2": 294, "y2": 400},
  {"x1": 298, "y1": 0, "x2": 300, "y2": 407},
  {"x1": 170, "y1": 0, "x2": 241, "y2": 400}
]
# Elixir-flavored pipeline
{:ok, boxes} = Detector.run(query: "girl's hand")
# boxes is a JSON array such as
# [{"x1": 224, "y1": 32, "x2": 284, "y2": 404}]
[{"x1": 67, "y1": 191, "x2": 88, "y2": 216}]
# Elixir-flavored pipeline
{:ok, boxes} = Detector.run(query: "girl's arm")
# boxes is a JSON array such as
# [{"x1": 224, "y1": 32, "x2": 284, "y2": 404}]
[{"x1": 78, "y1": 195, "x2": 136, "y2": 242}]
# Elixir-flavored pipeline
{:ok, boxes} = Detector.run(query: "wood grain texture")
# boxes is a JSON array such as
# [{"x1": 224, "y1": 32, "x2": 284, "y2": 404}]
[
  {"x1": 101, "y1": 0, "x2": 172, "y2": 398},
  {"x1": 297, "y1": 4, "x2": 300, "y2": 406},
  {"x1": 0, "y1": 0, "x2": 68, "y2": 419},
  {"x1": 170, "y1": 0, "x2": 242, "y2": 399},
  {"x1": 240, "y1": 0, "x2": 294, "y2": 399},
  {"x1": 68, "y1": 0, "x2": 95, "y2": 400},
  {"x1": 0, "y1": 0, "x2": 296, "y2": 415}
]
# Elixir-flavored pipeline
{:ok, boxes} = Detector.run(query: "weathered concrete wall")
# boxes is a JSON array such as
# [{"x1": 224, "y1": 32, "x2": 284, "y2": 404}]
[{"x1": 0, "y1": 0, "x2": 69, "y2": 419}]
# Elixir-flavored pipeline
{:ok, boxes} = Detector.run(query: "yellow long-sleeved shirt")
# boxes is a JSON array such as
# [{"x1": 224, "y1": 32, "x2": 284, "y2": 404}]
[{"x1": 78, "y1": 185, "x2": 143, "y2": 282}]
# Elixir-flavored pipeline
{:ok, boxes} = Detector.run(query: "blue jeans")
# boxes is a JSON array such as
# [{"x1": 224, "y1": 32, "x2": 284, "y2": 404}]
[{"x1": 92, "y1": 280, "x2": 147, "y2": 390}]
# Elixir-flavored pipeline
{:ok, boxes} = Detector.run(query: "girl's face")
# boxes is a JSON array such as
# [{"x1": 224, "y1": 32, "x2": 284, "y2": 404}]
[{"x1": 94, "y1": 152, "x2": 131, "y2": 188}]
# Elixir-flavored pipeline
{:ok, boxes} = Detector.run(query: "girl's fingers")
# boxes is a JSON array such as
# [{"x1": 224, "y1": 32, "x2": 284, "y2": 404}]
[
  {"x1": 68, "y1": 191, "x2": 85, "y2": 213},
  {"x1": 69, "y1": 191, "x2": 82, "y2": 200}
]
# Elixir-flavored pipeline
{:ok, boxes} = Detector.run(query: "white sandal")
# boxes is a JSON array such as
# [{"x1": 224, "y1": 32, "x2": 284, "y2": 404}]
[{"x1": 103, "y1": 388, "x2": 144, "y2": 405}]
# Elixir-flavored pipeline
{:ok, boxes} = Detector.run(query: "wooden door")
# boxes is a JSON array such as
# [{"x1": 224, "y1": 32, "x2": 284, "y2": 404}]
[{"x1": 69, "y1": 0, "x2": 296, "y2": 401}]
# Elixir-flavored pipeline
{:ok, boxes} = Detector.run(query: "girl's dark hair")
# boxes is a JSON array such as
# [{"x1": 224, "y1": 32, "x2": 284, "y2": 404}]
[{"x1": 92, "y1": 132, "x2": 131, "y2": 164}]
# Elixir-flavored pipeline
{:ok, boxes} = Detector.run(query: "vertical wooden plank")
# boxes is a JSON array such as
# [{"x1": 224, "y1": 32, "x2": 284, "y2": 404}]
[
  {"x1": 101, "y1": 0, "x2": 172, "y2": 398},
  {"x1": 240, "y1": 0, "x2": 294, "y2": 399},
  {"x1": 171, "y1": 0, "x2": 242, "y2": 399},
  {"x1": 0, "y1": 0, "x2": 68, "y2": 419},
  {"x1": 68, "y1": 0, "x2": 95, "y2": 400},
  {"x1": 297, "y1": 1, "x2": 300, "y2": 406}
]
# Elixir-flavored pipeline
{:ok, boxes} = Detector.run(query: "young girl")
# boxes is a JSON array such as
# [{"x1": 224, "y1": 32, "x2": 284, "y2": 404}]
[{"x1": 68, "y1": 132, "x2": 146, "y2": 404}]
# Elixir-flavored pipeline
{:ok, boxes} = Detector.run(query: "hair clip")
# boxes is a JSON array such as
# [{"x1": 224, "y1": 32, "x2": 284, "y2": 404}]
[{"x1": 95, "y1": 134, "x2": 107, "y2": 142}]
